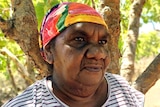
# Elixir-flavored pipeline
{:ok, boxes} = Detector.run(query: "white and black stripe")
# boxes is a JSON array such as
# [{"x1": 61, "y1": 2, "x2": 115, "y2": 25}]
[{"x1": 2, "y1": 73, "x2": 144, "y2": 107}]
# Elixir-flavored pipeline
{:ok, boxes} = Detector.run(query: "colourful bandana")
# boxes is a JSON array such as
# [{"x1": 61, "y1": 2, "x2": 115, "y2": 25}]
[{"x1": 40, "y1": 2, "x2": 108, "y2": 62}]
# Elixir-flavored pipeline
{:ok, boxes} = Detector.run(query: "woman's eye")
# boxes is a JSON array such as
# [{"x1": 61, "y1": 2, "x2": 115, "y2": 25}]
[
  {"x1": 70, "y1": 37, "x2": 86, "y2": 48},
  {"x1": 99, "y1": 40, "x2": 107, "y2": 45},
  {"x1": 74, "y1": 37, "x2": 85, "y2": 42}
]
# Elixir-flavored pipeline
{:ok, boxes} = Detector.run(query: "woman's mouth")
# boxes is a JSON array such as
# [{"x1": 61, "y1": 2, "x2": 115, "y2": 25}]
[{"x1": 82, "y1": 65, "x2": 103, "y2": 72}]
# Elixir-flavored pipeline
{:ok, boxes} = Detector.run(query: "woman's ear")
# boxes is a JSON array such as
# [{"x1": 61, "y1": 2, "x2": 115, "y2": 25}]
[{"x1": 43, "y1": 44, "x2": 54, "y2": 64}]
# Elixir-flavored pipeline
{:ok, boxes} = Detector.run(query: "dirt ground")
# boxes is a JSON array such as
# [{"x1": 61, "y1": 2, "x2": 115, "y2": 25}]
[{"x1": 144, "y1": 79, "x2": 160, "y2": 107}]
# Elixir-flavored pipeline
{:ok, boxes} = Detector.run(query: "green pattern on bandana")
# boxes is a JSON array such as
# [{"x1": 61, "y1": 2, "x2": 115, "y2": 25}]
[{"x1": 57, "y1": 5, "x2": 69, "y2": 32}]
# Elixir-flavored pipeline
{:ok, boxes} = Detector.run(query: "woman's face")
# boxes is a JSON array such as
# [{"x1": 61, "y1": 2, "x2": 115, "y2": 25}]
[{"x1": 51, "y1": 22, "x2": 110, "y2": 94}]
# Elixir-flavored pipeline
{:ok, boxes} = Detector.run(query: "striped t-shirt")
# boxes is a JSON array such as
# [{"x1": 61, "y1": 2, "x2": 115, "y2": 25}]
[{"x1": 3, "y1": 73, "x2": 144, "y2": 107}]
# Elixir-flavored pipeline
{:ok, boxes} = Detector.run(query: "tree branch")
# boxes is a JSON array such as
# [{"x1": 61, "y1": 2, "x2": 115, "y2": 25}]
[
  {"x1": 132, "y1": 53, "x2": 160, "y2": 94},
  {"x1": 0, "y1": 47, "x2": 34, "y2": 85},
  {"x1": 120, "y1": 0, "x2": 146, "y2": 82},
  {"x1": 6, "y1": 57, "x2": 18, "y2": 94},
  {"x1": 0, "y1": 47, "x2": 26, "y2": 73},
  {"x1": 91, "y1": 0, "x2": 96, "y2": 9}
]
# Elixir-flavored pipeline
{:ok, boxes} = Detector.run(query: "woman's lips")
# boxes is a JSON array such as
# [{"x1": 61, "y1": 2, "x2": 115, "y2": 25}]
[{"x1": 81, "y1": 65, "x2": 103, "y2": 72}]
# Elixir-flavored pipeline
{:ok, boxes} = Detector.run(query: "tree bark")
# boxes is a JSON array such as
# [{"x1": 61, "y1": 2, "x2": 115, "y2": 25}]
[
  {"x1": 26, "y1": 56, "x2": 36, "y2": 82},
  {"x1": 0, "y1": 0, "x2": 50, "y2": 77},
  {"x1": 120, "y1": 0, "x2": 146, "y2": 82},
  {"x1": 132, "y1": 53, "x2": 160, "y2": 94},
  {"x1": 99, "y1": 0, "x2": 121, "y2": 74}
]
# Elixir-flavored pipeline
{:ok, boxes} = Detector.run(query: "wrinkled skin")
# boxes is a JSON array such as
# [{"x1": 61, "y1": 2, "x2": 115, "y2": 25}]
[{"x1": 45, "y1": 22, "x2": 111, "y2": 107}]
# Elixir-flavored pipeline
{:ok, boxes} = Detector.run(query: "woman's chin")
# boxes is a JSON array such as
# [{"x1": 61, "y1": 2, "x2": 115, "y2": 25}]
[{"x1": 76, "y1": 71, "x2": 104, "y2": 86}]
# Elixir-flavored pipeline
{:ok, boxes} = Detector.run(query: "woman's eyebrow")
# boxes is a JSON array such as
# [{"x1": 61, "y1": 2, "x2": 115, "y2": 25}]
[
  {"x1": 97, "y1": 30, "x2": 109, "y2": 39},
  {"x1": 70, "y1": 30, "x2": 88, "y2": 37}
]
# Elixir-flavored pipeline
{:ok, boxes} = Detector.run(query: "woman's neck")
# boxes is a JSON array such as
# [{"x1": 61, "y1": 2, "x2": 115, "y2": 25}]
[{"x1": 47, "y1": 76, "x2": 108, "y2": 107}]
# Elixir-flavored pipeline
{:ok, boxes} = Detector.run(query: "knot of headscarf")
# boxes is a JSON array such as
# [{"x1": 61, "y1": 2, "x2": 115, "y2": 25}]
[{"x1": 40, "y1": 2, "x2": 108, "y2": 63}]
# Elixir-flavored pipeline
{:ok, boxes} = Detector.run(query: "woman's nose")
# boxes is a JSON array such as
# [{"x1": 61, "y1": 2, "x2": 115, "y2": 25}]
[{"x1": 85, "y1": 45, "x2": 107, "y2": 60}]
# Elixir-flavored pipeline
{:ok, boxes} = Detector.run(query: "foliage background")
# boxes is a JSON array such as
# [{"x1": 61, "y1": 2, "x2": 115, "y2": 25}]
[{"x1": 0, "y1": 0, "x2": 160, "y2": 106}]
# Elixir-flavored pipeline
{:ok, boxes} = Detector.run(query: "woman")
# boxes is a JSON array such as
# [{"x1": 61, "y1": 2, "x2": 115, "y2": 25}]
[{"x1": 3, "y1": 2, "x2": 144, "y2": 107}]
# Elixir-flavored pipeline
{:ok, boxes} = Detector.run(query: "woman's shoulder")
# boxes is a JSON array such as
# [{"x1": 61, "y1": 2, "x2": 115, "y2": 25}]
[{"x1": 104, "y1": 72, "x2": 144, "y2": 106}]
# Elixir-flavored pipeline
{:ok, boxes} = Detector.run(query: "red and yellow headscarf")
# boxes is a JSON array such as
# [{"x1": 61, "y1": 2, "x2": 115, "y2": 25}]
[{"x1": 40, "y1": 2, "x2": 107, "y2": 62}]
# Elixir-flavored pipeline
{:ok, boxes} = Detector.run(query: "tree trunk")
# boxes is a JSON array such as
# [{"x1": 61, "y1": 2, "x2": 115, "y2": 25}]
[
  {"x1": 120, "y1": 0, "x2": 146, "y2": 82},
  {"x1": 0, "y1": 0, "x2": 50, "y2": 77},
  {"x1": 99, "y1": 0, "x2": 121, "y2": 74},
  {"x1": 132, "y1": 53, "x2": 160, "y2": 94}
]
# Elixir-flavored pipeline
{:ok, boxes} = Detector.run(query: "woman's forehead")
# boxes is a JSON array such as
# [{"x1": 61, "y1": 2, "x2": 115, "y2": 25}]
[{"x1": 65, "y1": 22, "x2": 109, "y2": 36}]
